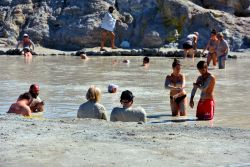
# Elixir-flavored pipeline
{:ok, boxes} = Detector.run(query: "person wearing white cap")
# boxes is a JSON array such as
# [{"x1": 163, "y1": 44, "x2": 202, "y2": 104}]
[
  {"x1": 16, "y1": 33, "x2": 35, "y2": 52},
  {"x1": 183, "y1": 32, "x2": 199, "y2": 58}
]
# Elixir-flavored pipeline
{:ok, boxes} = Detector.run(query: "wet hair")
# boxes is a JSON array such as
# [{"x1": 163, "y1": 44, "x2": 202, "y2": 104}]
[
  {"x1": 120, "y1": 90, "x2": 134, "y2": 102},
  {"x1": 197, "y1": 61, "x2": 207, "y2": 69},
  {"x1": 109, "y1": 6, "x2": 115, "y2": 11},
  {"x1": 86, "y1": 86, "x2": 101, "y2": 102},
  {"x1": 18, "y1": 92, "x2": 32, "y2": 101},
  {"x1": 211, "y1": 29, "x2": 217, "y2": 35},
  {"x1": 143, "y1": 57, "x2": 150, "y2": 63},
  {"x1": 172, "y1": 58, "x2": 180, "y2": 68}
]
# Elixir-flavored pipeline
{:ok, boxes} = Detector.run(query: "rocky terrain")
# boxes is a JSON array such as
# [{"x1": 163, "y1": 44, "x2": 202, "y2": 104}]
[{"x1": 0, "y1": 0, "x2": 249, "y2": 51}]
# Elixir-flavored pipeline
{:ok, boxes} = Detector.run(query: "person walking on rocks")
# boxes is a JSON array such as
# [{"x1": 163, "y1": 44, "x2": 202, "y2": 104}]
[
  {"x1": 183, "y1": 32, "x2": 199, "y2": 58},
  {"x1": 110, "y1": 90, "x2": 147, "y2": 123},
  {"x1": 189, "y1": 61, "x2": 216, "y2": 120},
  {"x1": 202, "y1": 29, "x2": 218, "y2": 67},
  {"x1": 77, "y1": 86, "x2": 107, "y2": 120},
  {"x1": 165, "y1": 59, "x2": 187, "y2": 116},
  {"x1": 216, "y1": 32, "x2": 229, "y2": 69},
  {"x1": 100, "y1": 6, "x2": 119, "y2": 51}
]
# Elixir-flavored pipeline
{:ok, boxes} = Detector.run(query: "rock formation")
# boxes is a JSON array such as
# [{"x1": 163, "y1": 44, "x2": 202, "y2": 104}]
[{"x1": 0, "y1": 0, "x2": 249, "y2": 51}]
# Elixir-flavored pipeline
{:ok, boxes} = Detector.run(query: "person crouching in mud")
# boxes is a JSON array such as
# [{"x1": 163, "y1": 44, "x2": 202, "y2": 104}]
[
  {"x1": 189, "y1": 61, "x2": 216, "y2": 120},
  {"x1": 165, "y1": 59, "x2": 187, "y2": 116}
]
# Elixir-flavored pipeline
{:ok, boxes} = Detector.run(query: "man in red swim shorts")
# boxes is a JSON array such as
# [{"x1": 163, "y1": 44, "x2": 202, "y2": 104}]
[{"x1": 189, "y1": 61, "x2": 216, "y2": 120}]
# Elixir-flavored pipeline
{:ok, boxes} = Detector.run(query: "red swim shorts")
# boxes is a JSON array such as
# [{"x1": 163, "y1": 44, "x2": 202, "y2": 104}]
[{"x1": 196, "y1": 99, "x2": 215, "y2": 120}]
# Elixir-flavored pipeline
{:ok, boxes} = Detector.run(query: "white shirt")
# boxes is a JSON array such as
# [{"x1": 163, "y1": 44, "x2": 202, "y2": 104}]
[{"x1": 101, "y1": 12, "x2": 116, "y2": 32}]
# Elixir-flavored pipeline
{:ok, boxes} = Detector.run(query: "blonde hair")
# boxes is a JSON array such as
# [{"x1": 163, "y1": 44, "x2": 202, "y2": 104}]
[{"x1": 86, "y1": 86, "x2": 101, "y2": 102}]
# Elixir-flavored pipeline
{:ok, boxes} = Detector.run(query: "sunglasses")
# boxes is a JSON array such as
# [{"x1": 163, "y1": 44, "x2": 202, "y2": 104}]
[{"x1": 120, "y1": 100, "x2": 131, "y2": 104}]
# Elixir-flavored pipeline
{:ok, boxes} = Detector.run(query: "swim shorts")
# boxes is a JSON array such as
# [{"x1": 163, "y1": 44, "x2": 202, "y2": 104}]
[{"x1": 196, "y1": 99, "x2": 214, "y2": 120}]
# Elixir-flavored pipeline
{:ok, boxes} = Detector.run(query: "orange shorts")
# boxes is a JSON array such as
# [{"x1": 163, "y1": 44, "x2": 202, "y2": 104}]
[{"x1": 196, "y1": 99, "x2": 215, "y2": 120}]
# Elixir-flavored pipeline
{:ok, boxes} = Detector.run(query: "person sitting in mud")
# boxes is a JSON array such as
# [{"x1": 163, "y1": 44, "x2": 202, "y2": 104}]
[
  {"x1": 29, "y1": 84, "x2": 44, "y2": 113},
  {"x1": 165, "y1": 58, "x2": 187, "y2": 116},
  {"x1": 100, "y1": 6, "x2": 120, "y2": 51},
  {"x1": 110, "y1": 90, "x2": 147, "y2": 123},
  {"x1": 16, "y1": 34, "x2": 35, "y2": 53},
  {"x1": 183, "y1": 32, "x2": 199, "y2": 58},
  {"x1": 77, "y1": 86, "x2": 107, "y2": 120},
  {"x1": 189, "y1": 61, "x2": 216, "y2": 120},
  {"x1": 202, "y1": 29, "x2": 218, "y2": 67},
  {"x1": 216, "y1": 32, "x2": 229, "y2": 69},
  {"x1": 7, "y1": 92, "x2": 33, "y2": 116},
  {"x1": 142, "y1": 56, "x2": 150, "y2": 67},
  {"x1": 108, "y1": 84, "x2": 118, "y2": 93},
  {"x1": 80, "y1": 53, "x2": 89, "y2": 60}
]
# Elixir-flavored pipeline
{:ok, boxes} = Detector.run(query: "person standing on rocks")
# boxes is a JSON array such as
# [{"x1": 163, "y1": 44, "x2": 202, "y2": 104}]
[
  {"x1": 202, "y1": 29, "x2": 218, "y2": 67},
  {"x1": 77, "y1": 86, "x2": 107, "y2": 120},
  {"x1": 110, "y1": 90, "x2": 147, "y2": 123},
  {"x1": 100, "y1": 6, "x2": 119, "y2": 51},
  {"x1": 183, "y1": 32, "x2": 199, "y2": 58},
  {"x1": 189, "y1": 61, "x2": 216, "y2": 120},
  {"x1": 165, "y1": 59, "x2": 187, "y2": 116},
  {"x1": 216, "y1": 32, "x2": 229, "y2": 69},
  {"x1": 16, "y1": 34, "x2": 35, "y2": 53},
  {"x1": 7, "y1": 92, "x2": 33, "y2": 116}
]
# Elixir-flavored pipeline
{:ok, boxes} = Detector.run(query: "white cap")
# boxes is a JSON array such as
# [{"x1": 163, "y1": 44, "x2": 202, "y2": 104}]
[{"x1": 23, "y1": 33, "x2": 29, "y2": 37}]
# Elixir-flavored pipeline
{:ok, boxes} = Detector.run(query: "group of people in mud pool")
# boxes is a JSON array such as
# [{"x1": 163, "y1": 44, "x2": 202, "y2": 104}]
[{"x1": 10, "y1": 6, "x2": 230, "y2": 122}]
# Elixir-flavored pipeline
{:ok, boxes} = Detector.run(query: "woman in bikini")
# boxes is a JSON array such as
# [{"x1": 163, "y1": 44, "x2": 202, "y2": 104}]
[
  {"x1": 202, "y1": 29, "x2": 218, "y2": 67},
  {"x1": 165, "y1": 59, "x2": 187, "y2": 116}
]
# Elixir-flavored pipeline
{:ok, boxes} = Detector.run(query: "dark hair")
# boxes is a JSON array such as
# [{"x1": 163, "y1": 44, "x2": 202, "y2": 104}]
[
  {"x1": 143, "y1": 57, "x2": 150, "y2": 63},
  {"x1": 120, "y1": 90, "x2": 134, "y2": 102},
  {"x1": 29, "y1": 84, "x2": 39, "y2": 91},
  {"x1": 109, "y1": 6, "x2": 115, "y2": 10},
  {"x1": 172, "y1": 58, "x2": 180, "y2": 68},
  {"x1": 211, "y1": 29, "x2": 217, "y2": 35},
  {"x1": 197, "y1": 61, "x2": 207, "y2": 69},
  {"x1": 18, "y1": 92, "x2": 32, "y2": 101}
]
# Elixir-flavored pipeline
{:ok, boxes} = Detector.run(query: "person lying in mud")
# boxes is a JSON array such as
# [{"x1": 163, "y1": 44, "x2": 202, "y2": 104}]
[
  {"x1": 165, "y1": 58, "x2": 187, "y2": 116},
  {"x1": 202, "y1": 29, "x2": 218, "y2": 67},
  {"x1": 7, "y1": 92, "x2": 32, "y2": 116},
  {"x1": 77, "y1": 86, "x2": 107, "y2": 120},
  {"x1": 29, "y1": 84, "x2": 44, "y2": 113},
  {"x1": 110, "y1": 90, "x2": 147, "y2": 123},
  {"x1": 190, "y1": 61, "x2": 216, "y2": 120}
]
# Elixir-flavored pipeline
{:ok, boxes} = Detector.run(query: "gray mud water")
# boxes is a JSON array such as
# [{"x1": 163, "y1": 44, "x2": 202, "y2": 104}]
[{"x1": 0, "y1": 55, "x2": 249, "y2": 129}]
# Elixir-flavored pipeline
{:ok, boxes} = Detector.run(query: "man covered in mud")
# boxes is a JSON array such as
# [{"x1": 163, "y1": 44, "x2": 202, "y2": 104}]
[
  {"x1": 110, "y1": 90, "x2": 147, "y2": 123},
  {"x1": 29, "y1": 84, "x2": 44, "y2": 112},
  {"x1": 7, "y1": 92, "x2": 33, "y2": 116},
  {"x1": 189, "y1": 61, "x2": 216, "y2": 120}
]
